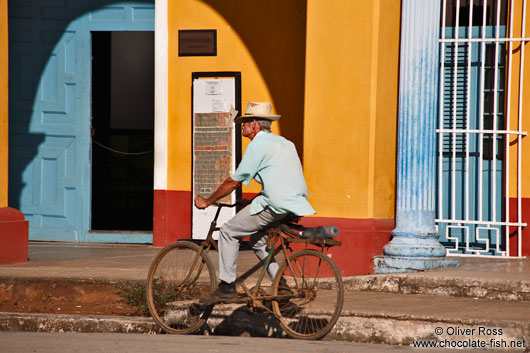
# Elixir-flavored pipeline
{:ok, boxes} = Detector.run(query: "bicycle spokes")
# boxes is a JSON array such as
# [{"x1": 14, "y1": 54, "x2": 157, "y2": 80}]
[
  {"x1": 273, "y1": 249, "x2": 344, "y2": 340},
  {"x1": 146, "y1": 241, "x2": 217, "y2": 334}
]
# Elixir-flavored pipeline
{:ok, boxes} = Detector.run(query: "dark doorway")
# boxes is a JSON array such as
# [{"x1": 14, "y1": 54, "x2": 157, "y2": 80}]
[{"x1": 91, "y1": 31, "x2": 154, "y2": 231}]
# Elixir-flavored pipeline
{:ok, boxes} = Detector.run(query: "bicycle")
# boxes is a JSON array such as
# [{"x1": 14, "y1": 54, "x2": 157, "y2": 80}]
[{"x1": 146, "y1": 201, "x2": 344, "y2": 340}]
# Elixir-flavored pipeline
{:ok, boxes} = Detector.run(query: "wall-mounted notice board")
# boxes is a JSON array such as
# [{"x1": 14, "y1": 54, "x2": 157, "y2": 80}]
[{"x1": 192, "y1": 72, "x2": 241, "y2": 239}]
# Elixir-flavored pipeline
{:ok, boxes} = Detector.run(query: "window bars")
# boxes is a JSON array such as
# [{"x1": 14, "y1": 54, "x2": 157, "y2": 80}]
[{"x1": 436, "y1": 0, "x2": 528, "y2": 257}]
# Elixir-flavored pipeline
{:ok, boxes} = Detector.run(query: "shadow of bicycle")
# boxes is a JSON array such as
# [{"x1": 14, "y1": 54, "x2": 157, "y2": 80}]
[
  {"x1": 204, "y1": 305, "x2": 284, "y2": 338},
  {"x1": 194, "y1": 301, "x2": 329, "y2": 338}
]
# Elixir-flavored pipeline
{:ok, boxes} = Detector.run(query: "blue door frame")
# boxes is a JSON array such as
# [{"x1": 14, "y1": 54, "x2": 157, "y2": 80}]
[{"x1": 8, "y1": 1, "x2": 154, "y2": 243}]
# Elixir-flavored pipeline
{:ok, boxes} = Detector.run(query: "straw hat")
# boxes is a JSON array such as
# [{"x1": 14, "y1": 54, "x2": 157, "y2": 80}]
[{"x1": 233, "y1": 102, "x2": 281, "y2": 124}]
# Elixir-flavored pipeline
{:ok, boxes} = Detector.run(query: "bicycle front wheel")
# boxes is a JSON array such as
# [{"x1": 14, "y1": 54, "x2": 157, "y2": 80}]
[
  {"x1": 146, "y1": 240, "x2": 217, "y2": 334},
  {"x1": 272, "y1": 249, "x2": 344, "y2": 340}
]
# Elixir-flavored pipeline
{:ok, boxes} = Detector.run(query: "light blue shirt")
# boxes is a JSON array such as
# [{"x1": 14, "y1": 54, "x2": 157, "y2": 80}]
[{"x1": 232, "y1": 131, "x2": 316, "y2": 216}]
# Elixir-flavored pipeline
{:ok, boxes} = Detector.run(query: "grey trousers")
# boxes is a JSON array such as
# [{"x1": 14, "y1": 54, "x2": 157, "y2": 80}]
[{"x1": 218, "y1": 205, "x2": 287, "y2": 284}]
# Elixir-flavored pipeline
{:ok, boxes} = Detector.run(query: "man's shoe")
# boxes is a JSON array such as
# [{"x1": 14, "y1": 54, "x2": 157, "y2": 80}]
[{"x1": 199, "y1": 281, "x2": 236, "y2": 303}]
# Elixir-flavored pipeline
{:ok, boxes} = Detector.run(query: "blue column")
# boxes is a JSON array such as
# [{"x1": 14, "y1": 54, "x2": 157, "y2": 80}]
[{"x1": 374, "y1": 0, "x2": 459, "y2": 273}]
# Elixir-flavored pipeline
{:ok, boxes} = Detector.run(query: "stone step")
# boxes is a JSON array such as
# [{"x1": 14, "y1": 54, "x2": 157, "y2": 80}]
[
  {"x1": 343, "y1": 274, "x2": 530, "y2": 301},
  {"x1": 1, "y1": 245, "x2": 528, "y2": 346},
  {"x1": 342, "y1": 257, "x2": 530, "y2": 302},
  {"x1": 335, "y1": 291, "x2": 530, "y2": 345},
  {"x1": 3, "y1": 268, "x2": 530, "y2": 308},
  {"x1": 1, "y1": 291, "x2": 529, "y2": 347}
]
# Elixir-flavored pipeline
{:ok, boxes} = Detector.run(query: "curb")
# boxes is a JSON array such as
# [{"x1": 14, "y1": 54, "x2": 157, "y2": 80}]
[
  {"x1": 343, "y1": 275, "x2": 530, "y2": 301},
  {"x1": 0, "y1": 312, "x2": 158, "y2": 334},
  {"x1": 2, "y1": 306, "x2": 529, "y2": 346},
  {"x1": 3, "y1": 274, "x2": 530, "y2": 302}
]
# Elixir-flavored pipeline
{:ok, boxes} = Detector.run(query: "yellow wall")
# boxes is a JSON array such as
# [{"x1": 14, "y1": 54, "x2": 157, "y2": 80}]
[
  {"x1": 372, "y1": 0, "x2": 401, "y2": 219},
  {"x1": 0, "y1": 0, "x2": 8, "y2": 207},
  {"x1": 167, "y1": 0, "x2": 400, "y2": 220},
  {"x1": 167, "y1": 0, "x2": 307, "y2": 194},
  {"x1": 507, "y1": 0, "x2": 530, "y2": 198},
  {"x1": 303, "y1": 0, "x2": 400, "y2": 219}
]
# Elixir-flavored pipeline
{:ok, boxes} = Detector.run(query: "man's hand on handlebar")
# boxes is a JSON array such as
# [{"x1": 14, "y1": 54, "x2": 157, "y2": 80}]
[
  {"x1": 194, "y1": 196, "x2": 210, "y2": 209},
  {"x1": 194, "y1": 178, "x2": 242, "y2": 210}
]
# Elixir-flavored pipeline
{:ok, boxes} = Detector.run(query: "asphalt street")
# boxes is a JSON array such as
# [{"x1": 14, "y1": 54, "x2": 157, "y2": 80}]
[{"x1": 0, "y1": 332, "x2": 520, "y2": 353}]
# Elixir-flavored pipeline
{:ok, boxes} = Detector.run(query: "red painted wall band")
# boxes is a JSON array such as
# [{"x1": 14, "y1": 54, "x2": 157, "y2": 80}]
[
  {"x1": 508, "y1": 197, "x2": 530, "y2": 257},
  {"x1": 153, "y1": 190, "x2": 394, "y2": 275},
  {"x1": 151, "y1": 190, "x2": 530, "y2": 273},
  {"x1": 153, "y1": 190, "x2": 191, "y2": 247},
  {"x1": 0, "y1": 207, "x2": 28, "y2": 265}
]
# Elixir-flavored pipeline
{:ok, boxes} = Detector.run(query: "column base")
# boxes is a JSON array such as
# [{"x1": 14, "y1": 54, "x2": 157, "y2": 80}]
[
  {"x1": 374, "y1": 255, "x2": 461, "y2": 274},
  {"x1": 384, "y1": 234, "x2": 447, "y2": 257}
]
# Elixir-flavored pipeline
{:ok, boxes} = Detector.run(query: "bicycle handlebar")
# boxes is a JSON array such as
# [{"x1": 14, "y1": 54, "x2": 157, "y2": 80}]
[
  {"x1": 213, "y1": 202, "x2": 238, "y2": 208},
  {"x1": 213, "y1": 199, "x2": 251, "y2": 208}
]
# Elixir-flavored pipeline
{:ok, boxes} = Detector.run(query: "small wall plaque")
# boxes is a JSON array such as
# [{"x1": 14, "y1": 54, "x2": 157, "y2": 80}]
[{"x1": 179, "y1": 30, "x2": 217, "y2": 56}]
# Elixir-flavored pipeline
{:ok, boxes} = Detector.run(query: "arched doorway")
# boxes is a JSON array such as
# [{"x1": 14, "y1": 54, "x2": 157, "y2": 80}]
[{"x1": 8, "y1": 0, "x2": 155, "y2": 243}]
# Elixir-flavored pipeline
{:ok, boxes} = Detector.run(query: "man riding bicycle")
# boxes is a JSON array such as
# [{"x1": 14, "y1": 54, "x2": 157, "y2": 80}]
[{"x1": 194, "y1": 101, "x2": 315, "y2": 300}]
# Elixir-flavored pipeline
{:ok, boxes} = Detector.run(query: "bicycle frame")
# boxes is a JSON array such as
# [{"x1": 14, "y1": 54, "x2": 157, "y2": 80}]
[
  {"x1": 189, "y1": 202, "x2": 340, "y2": 308},
  {"x1": 189, "y1": 203, "x2": 292, "y2": 304},
  {"x1": 147, "y1": 201, "x2": 344, "y2": 339},
  {"x1": 180, "y1": 203, "x2": 233, "y2": 287}
]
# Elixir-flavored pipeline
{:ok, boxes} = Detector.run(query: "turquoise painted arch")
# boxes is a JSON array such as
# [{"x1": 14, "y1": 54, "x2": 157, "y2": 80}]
[{"x1": 8, "y1": 0, "x2": 154, "y2": 243}]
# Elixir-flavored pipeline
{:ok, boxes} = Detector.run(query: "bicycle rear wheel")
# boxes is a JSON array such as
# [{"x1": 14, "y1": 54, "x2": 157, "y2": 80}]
[
  {"x1": 272, "y1": 249, "x2": 344, "y2": 340},
  {"x1": 146, "y1": 240, "x2": 217, "y2": 334}
]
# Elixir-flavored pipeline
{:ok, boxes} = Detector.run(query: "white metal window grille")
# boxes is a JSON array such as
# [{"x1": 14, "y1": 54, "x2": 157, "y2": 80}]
[{"x1": 436, "y1": 0, "x2": 528, "y2": 257}]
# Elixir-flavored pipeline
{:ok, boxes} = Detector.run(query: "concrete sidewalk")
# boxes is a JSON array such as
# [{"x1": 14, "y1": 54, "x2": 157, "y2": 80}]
[{"x1": 0, "y1": 243, "x2": 529, "y2": 346}]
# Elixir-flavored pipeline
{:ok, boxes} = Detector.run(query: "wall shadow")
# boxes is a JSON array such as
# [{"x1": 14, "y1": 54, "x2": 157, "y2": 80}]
[
  {"x1": 202, "y1": 0, "x2": 307, "y2": 160},
  {"x1": 8, "y1": 0, "x2": 306, "y2": 235}
]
